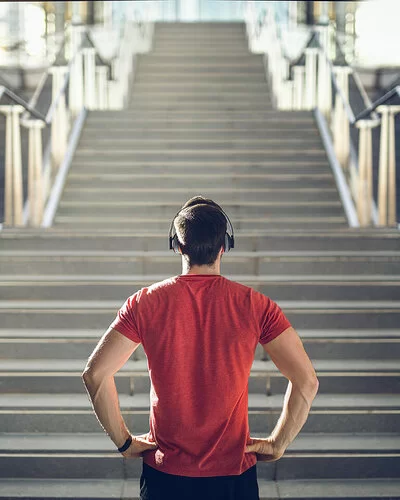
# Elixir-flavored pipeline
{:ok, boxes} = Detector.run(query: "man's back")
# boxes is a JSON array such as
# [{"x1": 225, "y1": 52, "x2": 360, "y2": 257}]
[{"x1": 110, "y1": 273, "x2": 292, "y2": 477}]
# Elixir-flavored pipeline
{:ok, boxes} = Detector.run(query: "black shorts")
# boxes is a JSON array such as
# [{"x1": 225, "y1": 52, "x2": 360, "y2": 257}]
[{"x1": 139, "y1": 462, "x2": 260, "y2": 500}]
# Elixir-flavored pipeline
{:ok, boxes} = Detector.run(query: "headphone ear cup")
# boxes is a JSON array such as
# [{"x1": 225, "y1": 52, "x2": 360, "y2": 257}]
[
  {"x1": 171, "y1": 235, "x2": 180, "y2": 253},
  {"x1": 224, "y1": 233, "x2": 230, "y2": 253}
]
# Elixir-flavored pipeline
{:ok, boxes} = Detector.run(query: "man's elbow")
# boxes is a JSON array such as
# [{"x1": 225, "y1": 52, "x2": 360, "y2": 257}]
[
  {"x1": 303, "y1": 373, "x2": 319, "y2": 404},
  {"x1": 293, "y1": 372, "x2": 319, "y2": 406},
  {"x1": 82, "y1": 365, "x2": 102, "y2": 387}
]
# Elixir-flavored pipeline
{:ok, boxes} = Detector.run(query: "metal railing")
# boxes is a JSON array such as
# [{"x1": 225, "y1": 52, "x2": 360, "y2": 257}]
[
  {"x1": 0, "y1": 15, "x2": 154, "y2": 229},
  {"x1": 245, "y1": 1, "x2": 400, "y2": 228}
]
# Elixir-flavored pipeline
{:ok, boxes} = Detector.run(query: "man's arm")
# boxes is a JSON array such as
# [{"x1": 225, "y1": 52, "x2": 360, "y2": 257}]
[
  {"x1": 82, "y1": 327, "x2": 157, "y2": 457},
  {"x1": 245, "y1": 326, "x2": 319, "y2": 461}
]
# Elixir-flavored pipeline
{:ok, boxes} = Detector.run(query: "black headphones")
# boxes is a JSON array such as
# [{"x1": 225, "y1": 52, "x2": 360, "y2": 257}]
[{"x1": 168, "y1": 200, "x2": 235, "y2": 254}]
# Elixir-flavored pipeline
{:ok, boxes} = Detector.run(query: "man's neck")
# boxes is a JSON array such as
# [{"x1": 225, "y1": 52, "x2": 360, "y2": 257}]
[{"x1": 181, "y1": 261, "x2": 220, "y2": 276}]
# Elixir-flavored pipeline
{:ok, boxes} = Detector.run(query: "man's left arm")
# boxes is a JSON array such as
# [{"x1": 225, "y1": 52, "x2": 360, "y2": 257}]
[{"x1": 82, "y1": 327, "x2": 157, "y2": 457}]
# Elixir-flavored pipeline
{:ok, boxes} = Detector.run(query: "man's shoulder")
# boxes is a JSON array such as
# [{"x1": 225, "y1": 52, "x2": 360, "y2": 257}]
[{"x1": 138, "y1": 276, "x2": 180, "y2": 299}]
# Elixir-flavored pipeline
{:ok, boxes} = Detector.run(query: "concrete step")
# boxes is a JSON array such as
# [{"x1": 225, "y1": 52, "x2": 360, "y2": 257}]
[
  {"x1": 71, "y1": 152, "x2": 329, "y2": 165},
  {"x1": 60, "y1": 187, "x2": 338, "y2": 202},
  {"x1": 4, "y1": 274, "x2": 400, "y2": 301},
  {"x1": 131, "y1": 82, "x2": 270, "y2": 92},
  {"x1": 52, "y1": 218, "x2": 347, "y2": 231},
  {"x1": 0, "y1": 478, "x2": 399, "y2": 500},
  {"x1": 76, "y1": 138, "x2": 323, "y2": 149},
  {"x1": 84, "y1": 117, "x2": 316, "y2": 130},
  {"x1": 3, "y1": 356, "x2": 399, "y2": 395},
  {"x1": 0, "y1": 433, "x2": 398, "y2": 479},
  {"x1": 1, "y1": 327, "x2": 399, "y2": 360},
  {"x1": 80, "y1": 129, "x2": 318, "y2": 139},
  {"x1": 55, "y1": 202, "x2": 344, "y2": 218},
  {"x1": 2, "y1": 250, "x2": 399, "y2": 278},
  {"x1": 87, "y1": 110, "x2": 314, "y2": 121},
  {"x1": 135, "y1": 65, "x2": 265, "y2": 74},
  {"x1": 129, "y1": 95, "x2": 273, "y2": 104},
  {"x1": 67, "y1": 161, "x2": 332, "y2": 175},
  {"x1": 128, "y1": 101, "x2": 273, "y2": 110},
  {"x1": 135, "y1": 73, "x2": 268, "y2": 83},
  {"x1": 139, "y1": 54, "x2": 263, "y2": 63},
  {"x1": 1, "y1": 299, "x2": 398, "y2": 329},
  {"x1": 1, "y1": 230, "x2": 399, "y2": 252},
  {"x1": 0, "y1": 393, "x2": 399, "y2": 433}
]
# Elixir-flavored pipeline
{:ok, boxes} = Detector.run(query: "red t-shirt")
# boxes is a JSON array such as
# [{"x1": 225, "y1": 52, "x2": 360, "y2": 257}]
[{"x1": 109, "y1": 274, "x2": 291, "y2": 477}]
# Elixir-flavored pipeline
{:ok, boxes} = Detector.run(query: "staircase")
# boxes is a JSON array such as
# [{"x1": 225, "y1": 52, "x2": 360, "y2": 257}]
[{"x1": 1, "y1": 22, "x2": 400, "y2": 499}]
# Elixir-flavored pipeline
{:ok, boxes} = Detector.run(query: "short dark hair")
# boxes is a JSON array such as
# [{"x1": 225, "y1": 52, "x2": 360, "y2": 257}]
[{"x1": 174, "y1": 196, "x2": 227, "y2": 266}]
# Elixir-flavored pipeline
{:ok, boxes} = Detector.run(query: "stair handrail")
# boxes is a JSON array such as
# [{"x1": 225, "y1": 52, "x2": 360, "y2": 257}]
[
  {"x1": 249, "y1": 3, "x2": 399, "y2": 228},
  {"x1": 1, "y1": 14, "x2": 154, "y2": 229},
  {"x1": 0, "y1": 85, "x2": 47, "y2": 122}
]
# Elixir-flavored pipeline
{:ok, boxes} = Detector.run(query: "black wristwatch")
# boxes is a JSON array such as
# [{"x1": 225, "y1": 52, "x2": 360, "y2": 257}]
[{"x1": 118, "y1": 435, "x2": 133, "y2": 453}]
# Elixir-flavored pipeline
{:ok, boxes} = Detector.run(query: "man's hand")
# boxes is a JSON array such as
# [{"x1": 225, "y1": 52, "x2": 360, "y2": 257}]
[
  {"x1": 121, "y1": 433, "x2": 158, "y2": 459},
  {"x1": 245, "y1": 436, "x2": 285, "y2": 462}
]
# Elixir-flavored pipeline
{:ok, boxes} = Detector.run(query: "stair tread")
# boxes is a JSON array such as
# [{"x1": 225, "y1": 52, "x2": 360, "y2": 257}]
[
  {"x1": 1, "y1": 300, "x2": 400, "y2": 309},
  {"x1": 1, "y1": 250, "x2": 399, "y2": 257},
  {"x1": 2, "y1": 274, "x2": 400, "y2": 282},
  {"x1": 0, "y1": 393, "x2": 399, "y2": 409},
  {"x1": 0, "y1": 433, "x2": 399, "y2": 453},
  {"x1": 0, "y1": 478, "x2": 399, "y2": 499},
  {"x1": 0, "y1": 359, "x2": 399, "y2": 373},
  {"x1": 0, "y1": 328, "x2": 399, "y2": 339}
]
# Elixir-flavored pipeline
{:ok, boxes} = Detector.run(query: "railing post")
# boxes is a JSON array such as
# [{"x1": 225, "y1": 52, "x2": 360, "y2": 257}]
[
  {"x1": 26, "y1": 120, "x2": 45, "y2": 227},
  {"x1": 376, "y1": 105, "x2": 400, "y2": 227},
  {"x1": 49, "y1": 66, "x2": 69, "y2": 176},
  {"x1": 356, "y1": 120, "x2": 375, "y2": 227},
  {"x1": 293, "y1": 66, "x2": 305, "y2": 110},
  {"x1": 83, "y1": 47, "x2": 97, "y2": 110},
  {"x1": 304, "y1": 48, "x2": 319, "y2": 110},
  {"x1": 333, "y1": 66, "x2": 352, "y2": 170},
  {"x1": 96, "y1": 66, "x2": 108, "y2": 110},
  {"x1": 316, "y1": 25, "x2": 332, "y2": 117},
  {"x1": 0, "y1": 105, "x2": 24, "y2": 227}
]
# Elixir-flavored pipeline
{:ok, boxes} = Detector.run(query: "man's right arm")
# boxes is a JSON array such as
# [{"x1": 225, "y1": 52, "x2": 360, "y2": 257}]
[{"x1": 245, "y1": 326, "x2": 319, "y2": 461}]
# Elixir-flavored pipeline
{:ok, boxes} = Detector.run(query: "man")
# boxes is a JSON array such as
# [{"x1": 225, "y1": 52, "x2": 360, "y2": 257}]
[{"x1": 82, "y1": 196, "x2": 319, "y2": 500}]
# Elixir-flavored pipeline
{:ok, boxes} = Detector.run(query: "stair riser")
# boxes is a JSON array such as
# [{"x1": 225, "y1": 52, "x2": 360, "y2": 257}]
[
  {"x1": 4, "y1": 259, "x2": 399, "y2": 277},
  {"x1": 64, "y1": 178, "x2": 335, "y2": 191},
  {"x1": 84, "y1": 121, "x2": 316, "y2": 131},
  {"x1": 129, "y1": 96, "x2": 273, "y2": 104},
  {"x1": 139, "y1": 55, "x2": 263, "y2": 63},
  {"x1": 1, "y1": 236, "x2": 399, "y2": 252},
  {"x1": 76, "y1": 141, "x2": 323, "y2": 150},
  {"x1": 270, "y1": 456, "x2": 400, "y2": 480},
  {"x1": 135, "y1": 75, "x2": 268, "y2": 83},
  {"x1": 60, "y1": 189, "x2": 337, "y2": 203},
  {"x1": 80, "y1": 130, "x2": 318, "y2": 140},
  {"x1": 1, "y1": 310, "x2": 398, "y2": 329},
  {"x1": 72, "y1": 154, "x2": 329, "y2": 163},
  {"x1": 0, "y1": 340, "x2": 398, "y2": 360},
  {"x1": 8, "y1": 282, "x2": 398, "y2": 302},
  {"x1": 130, "y1": 84, "x2": 271, "y2": 92},
  {"x1": 52, "y1": 221, "x2": 347, "y2": 231},
  {"x1": 55, "y1": 205, "x2": 344, "y2": 218},
  {"x1": 63, "y1": 178, "x2": 335, "y2": 191},
  {"x1": 128, "y1": 102, "x2": 274, "y2": 109},
  {"x1": 0, "y1": 456, "x2": 397, "y2": 480},
  {"x1": 87, "y1": 111, "x2": 313, "y2": 120},
  {"x1": 1, "y1": 412, "x2": 398, "y2": 434},
  {"x1": 1, "y1": 374, "x2": 399, "y2": 395}
]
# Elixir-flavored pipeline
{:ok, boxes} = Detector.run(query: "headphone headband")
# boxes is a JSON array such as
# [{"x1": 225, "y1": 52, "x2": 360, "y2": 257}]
[{"x1": 168, "y1": 200, "x2": 234, "y2": 253}]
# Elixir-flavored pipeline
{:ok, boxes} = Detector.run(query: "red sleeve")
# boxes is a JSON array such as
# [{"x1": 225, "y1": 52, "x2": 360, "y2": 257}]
[
  {"x1": 258, "y1": 295, "x2": 292, "y2": 345},
  {"x1": 109, "y1": 294, "x2": 141, "y2": 343}
]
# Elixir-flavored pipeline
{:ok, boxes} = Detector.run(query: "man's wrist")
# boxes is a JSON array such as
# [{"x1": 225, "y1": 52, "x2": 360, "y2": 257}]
[{"x1": 118, "y1": 435, "x2": 133, "y2": 453}]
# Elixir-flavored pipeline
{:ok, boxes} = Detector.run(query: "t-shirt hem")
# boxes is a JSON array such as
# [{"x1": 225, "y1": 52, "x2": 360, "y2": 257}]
[
  {"x1": 110, "y1": 323, "x2": 141, "y2": 344},
  {"x1": 259, "y1": 321, "x2": 292, "y2": 345},
  {"x1": 143, "y1": 455, "x2": 257, "y2": 477}
]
